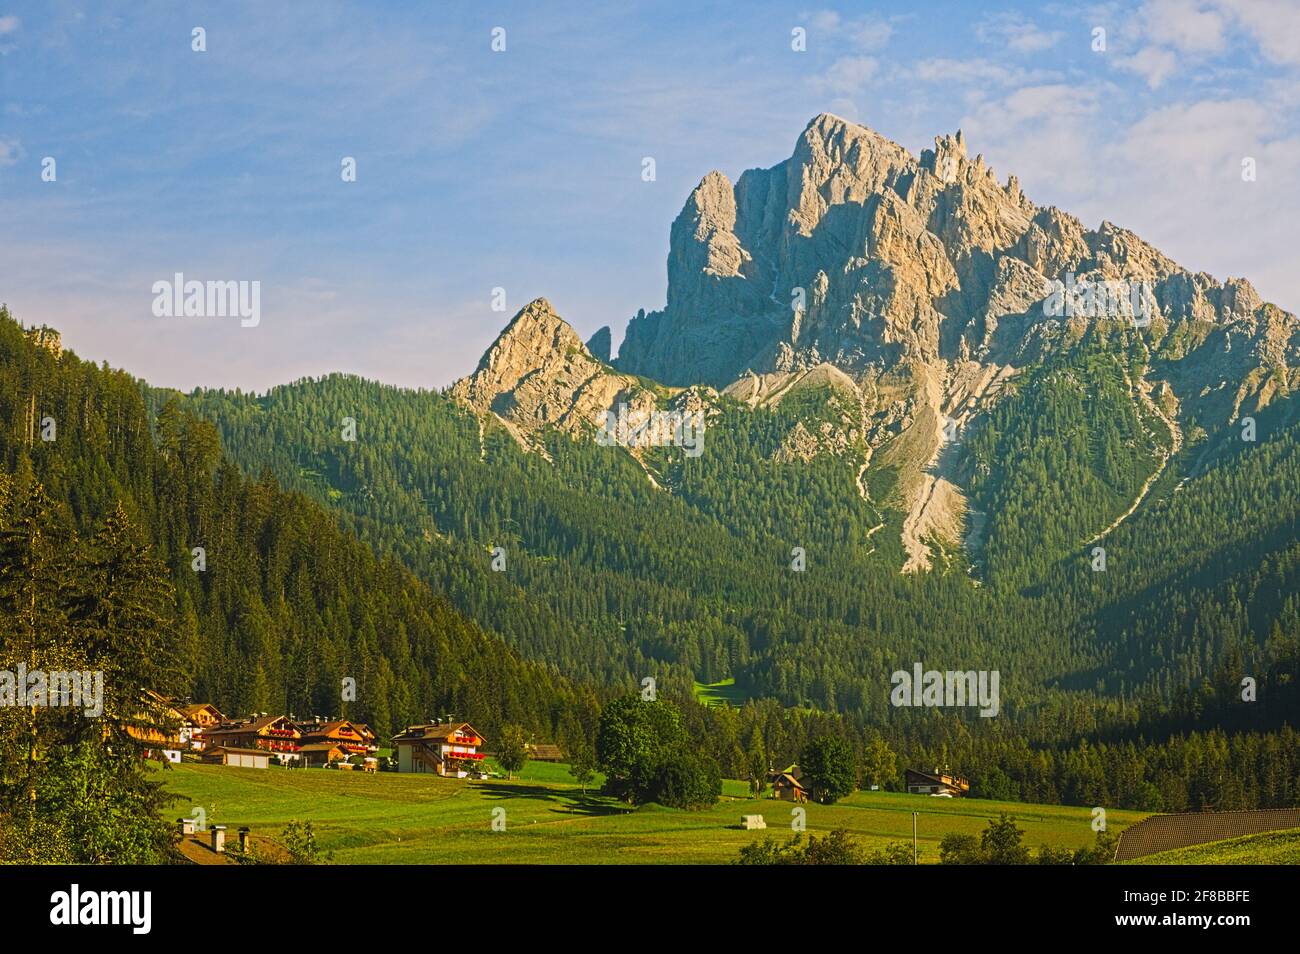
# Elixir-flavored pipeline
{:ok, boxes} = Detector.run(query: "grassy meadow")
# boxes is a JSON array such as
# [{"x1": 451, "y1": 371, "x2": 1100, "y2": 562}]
[
  {"x1": 157, "y1": 758, "x2": 1146, "y2": 864},
  {"x1": 692, "y1": 678, "x2": 749, "y2": 708}
]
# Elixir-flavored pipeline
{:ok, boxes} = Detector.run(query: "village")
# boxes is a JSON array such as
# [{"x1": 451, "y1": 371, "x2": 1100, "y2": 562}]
[
  {"x1": 129, "y1": 694, "x2": 979, "y2": 799},
  {"x1": 129, "y1": 693, "x2": 498, "y2": 779}
]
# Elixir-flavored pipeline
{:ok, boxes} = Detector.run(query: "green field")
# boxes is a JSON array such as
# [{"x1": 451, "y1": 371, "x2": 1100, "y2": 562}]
[
  {"x1": 1124, "y1": 828, "x2": 1300, "y2": 865},
  {"x1": 691, "y1": 678, "x2": 748, "y2": 708},
  {"x1": 158, "y1": 759, "x2": 1147, "y2": 864}
]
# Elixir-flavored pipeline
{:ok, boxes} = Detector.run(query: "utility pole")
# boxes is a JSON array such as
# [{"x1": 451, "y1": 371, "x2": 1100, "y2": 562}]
[{"x1": 913, "y1": 812, "x2": 918, "y2": 865}]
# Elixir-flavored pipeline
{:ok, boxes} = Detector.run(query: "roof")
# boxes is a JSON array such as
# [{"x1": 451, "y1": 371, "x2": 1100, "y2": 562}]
[
  {"x1": 297, "y1": 719, "x2": 376, "y2": 740},
  {"x1": 180, "y1": 703, "x2": 225, "y2": 721},
  {"x1": 773, "y1": 772, "x2": 806, "y2": 789},
  {"x1": 176, "y1": 832, "x2": 292, "y2": 864},
  {"x1": 1115, "y1": 809, "x2": 1300, "y2": 861},
  {"x1": 525, "y1": 743, "x2": 563, "y2": 760},
  {"x1": 205, "y1": 714, "x2": 299, "y2": 737},
  {"x1": 392, "y1": 721, "x2": 483, "y2": 744},
  {"x1": 176, "y1": 835, "x2": 240, "y2": 866},
  {"x1": 905, "y1": 768, "x2": 970, "y2": 788}
]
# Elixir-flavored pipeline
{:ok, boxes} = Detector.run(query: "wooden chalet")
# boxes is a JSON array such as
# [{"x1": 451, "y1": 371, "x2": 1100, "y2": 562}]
[
  {"x1": 123, "y1": 690, "x2": 188, "y2": 762},
  {"x1": 770, "y1": 766, "x2": 808, "y2": 803},
  {"x1": 177, "y1": 703, "x2": 225, "y2": 751},
  {"x1": 391, "y1": 722, "x2": 485, "y2": 777},
  {"x1": 179, "y1": 703, "x2": 225, "y2": 731},
  {"x1": 524, "y1": 742, "x2": 564, "y2": 762},
  {"x1": 295, "y1": 718, "x2": 377, "y2": 756},
  {"x1": 200, "y1": 715, "x2": 302, "y2": 762},
  {"x1": 905, "y1": 768, "x2": 970, "y2": 797},
  {"x1": 298, "y1": 743, "x2": 346, "y2": 768}
]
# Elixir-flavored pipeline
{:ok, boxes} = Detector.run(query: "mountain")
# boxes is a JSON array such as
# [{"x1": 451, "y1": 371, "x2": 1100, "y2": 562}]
[
  {"x1": 616, "y1": 113, "x2": 1294, "y2": 396},
  {"x1": 145, "y1": 116, "x2": 1300, "y2": 786},
  {"x1": 456, "y1": 113, "x2": 1300, "y2": 576},
  {"x1": 6, "y1": 116, "x2": 1299, "y2": 814}
]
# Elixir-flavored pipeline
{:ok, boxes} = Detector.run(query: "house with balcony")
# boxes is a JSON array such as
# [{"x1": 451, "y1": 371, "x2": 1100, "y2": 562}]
[
  {"x1": 122, "y1": 690, "x2": 191, "y2": 762},
  {"x1": 201, "y1": 715, "x2": 303, "y2": 764},
  {"x1": 178, "y1": 703, "x2": 226, "y2": 750},
  {"x1": 295, "y1": 718, "x2": 377, "y2": 757},
  {"x1": 905, "y1": 768, "x2": 970, "y2": 797},
  {"x1": 392, "y1": 722, "x2": 485, "y2": 777}
]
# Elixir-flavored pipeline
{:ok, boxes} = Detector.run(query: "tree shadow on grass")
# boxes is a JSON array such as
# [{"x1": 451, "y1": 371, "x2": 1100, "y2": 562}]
[{"x1": 474, "y1": 782, "x2": 627, "y2": 817}]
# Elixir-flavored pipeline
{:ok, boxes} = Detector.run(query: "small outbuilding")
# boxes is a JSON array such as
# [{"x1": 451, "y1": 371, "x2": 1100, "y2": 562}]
[
  {"x1": 201, "y1": 746, "x2": 271, "y2": 769},
  {"x1": 299, "y1": 743, "x2": 346, "y2": 767}
]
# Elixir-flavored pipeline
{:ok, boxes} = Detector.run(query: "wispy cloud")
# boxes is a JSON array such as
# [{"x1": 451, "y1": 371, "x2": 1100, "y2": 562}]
[
  {"x1": 1117, "y1": 45, "x2": 1179, "y2": 87},
  {"x1": 913, "y1": 58, "x2": 1058, "y2": 87},
  {"x1": 977, "y1": 13, "x2": 1063, "y2": 53}
]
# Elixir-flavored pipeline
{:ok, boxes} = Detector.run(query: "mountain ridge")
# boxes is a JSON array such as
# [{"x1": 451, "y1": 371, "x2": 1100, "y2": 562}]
[{"x1": 450, "y1": 113, "x2": 1299, "y2": 573}]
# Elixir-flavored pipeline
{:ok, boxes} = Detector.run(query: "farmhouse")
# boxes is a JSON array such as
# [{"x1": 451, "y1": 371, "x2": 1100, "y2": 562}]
[
  {"x1": 905, "y1": 768, "x2": 970, "y2": 797},
  {"x1": 295, "y1": 718, "x2": 377, "y2": 756},
  {"x1": 201, "y1": 715, "x2": 303, "y2": 763},
  {"x1": 392, "y1": 721, "x2": 485, "y2": 777},
  {"x1": 179, "y1": 703, "x2": 225, "y2": 732},
  {"x1": 123, "y1": 690, "x2": 190, "y2": 762},
  {"x1": 770, "y1": 768, "x2": 808, "y2": 803}
]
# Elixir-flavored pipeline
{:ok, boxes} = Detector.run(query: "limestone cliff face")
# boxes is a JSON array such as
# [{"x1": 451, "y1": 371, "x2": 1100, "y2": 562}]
[{"x1": 614, "y1": 112, "x2": 1300, "y2": 403}]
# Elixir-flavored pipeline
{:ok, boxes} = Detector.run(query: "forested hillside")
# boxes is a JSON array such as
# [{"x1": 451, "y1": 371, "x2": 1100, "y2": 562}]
[
  {"x1": 3, "y1": 305, "x2": 1298, "y2": 815},
  {"x1": 0, "y1": 307, "x2": 599, "y2": 745},
  {"x1": 162, "y1": 326, "x2": 1300, "y2": 743}
]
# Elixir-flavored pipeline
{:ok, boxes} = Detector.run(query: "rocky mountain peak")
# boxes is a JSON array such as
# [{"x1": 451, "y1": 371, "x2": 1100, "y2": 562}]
[
  {"x1": 616, "y1": 113, "x2": 1298, "y2": 393},
  {"x1": 449, "y1": 298, "x2": 646, "y2": 449}
]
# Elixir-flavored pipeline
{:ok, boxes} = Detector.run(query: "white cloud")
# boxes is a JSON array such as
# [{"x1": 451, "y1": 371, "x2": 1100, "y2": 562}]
[
  {"x1": 1114, "y1": 97, "x2": 1269, "y2": 179},
  {"x1": 0, "y1": 138, "x2": 19, "y2": 166},
  {"x1": 0, "y1": 16, "x2": 20, "y2": 36},
  {"x1": 998, "y1": 83, "x2": 1101, "y2": 122},
  {"x1": 962, "y1": 83, "x2": 1300, "y2": 313},
  {"x1": 1142, "y1": 0, "x2": 1227, "y2": 53},
  {"x1": 1210, "y1": 0, "x2": 1300, "y2": 66},
  {"x1": 977, "y1": 14, "x2": 1063, "y2": 54},
  {"x1": 805, "y1": 9, "x2": 893, "y2": 50},
  {"x1": 815, "y1": 55, "x2": 878, "y2": 95},
  {"x1": 1117, "y1": 45, "x2": 1179, "y2": 87}
]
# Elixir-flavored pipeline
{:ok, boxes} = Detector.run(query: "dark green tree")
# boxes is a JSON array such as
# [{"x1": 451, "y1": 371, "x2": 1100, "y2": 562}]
[{"x1": 800, "y1": 734, "x2": 857, "y2": 804}]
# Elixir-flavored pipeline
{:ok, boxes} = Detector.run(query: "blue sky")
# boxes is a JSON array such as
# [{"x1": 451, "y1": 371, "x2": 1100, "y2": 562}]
[{"x1": 2, "y1": 0, "x2": 1299, "y2": 391}]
